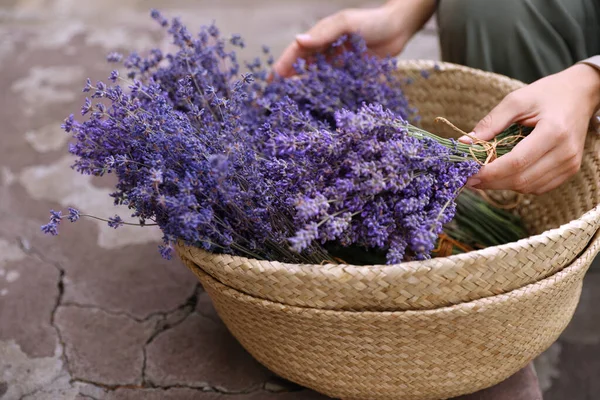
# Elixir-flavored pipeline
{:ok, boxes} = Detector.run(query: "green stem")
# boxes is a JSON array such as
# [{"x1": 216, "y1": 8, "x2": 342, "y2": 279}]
[
  {"x1": 79, "y1": 214, "x2": 158, "y2": 227},
  {"x1": 403, "y1": 122, "x2": 532, "y2": 164}
]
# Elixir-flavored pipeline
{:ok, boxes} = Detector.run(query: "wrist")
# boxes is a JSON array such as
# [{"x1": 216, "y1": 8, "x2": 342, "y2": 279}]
[{"x1": 570, "y1": 63, "x2": 600, "y2": 114}]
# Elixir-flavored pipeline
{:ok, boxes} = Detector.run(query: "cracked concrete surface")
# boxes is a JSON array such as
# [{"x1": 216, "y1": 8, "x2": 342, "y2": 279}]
[{"x1": 0, "y1": 1, "x2": 598, "y2": 399}]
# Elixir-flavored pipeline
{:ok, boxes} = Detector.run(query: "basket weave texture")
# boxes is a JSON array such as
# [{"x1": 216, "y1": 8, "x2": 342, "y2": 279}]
[
  {"x1": 183, "y1": 230, "x2": 600, "y2": 400},
  {"x1": 177, "y1": 61, "x2": 600, "y2": 399}
]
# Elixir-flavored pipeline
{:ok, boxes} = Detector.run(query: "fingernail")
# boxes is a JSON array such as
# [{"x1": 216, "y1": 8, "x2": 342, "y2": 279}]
[
  {"x1": 295, "y1": 33, "x2": 312, "y2": 42},
  {"x1": 466, "y1": 178, "x2": 481, "y2": 187},
  {"x1": 458, "y1": 132, "x2": 475, "y2": 144}
]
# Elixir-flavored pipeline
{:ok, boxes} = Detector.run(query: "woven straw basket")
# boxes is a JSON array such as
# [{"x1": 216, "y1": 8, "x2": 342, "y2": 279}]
[{"x1": 177, "y1": 61, "x2": 600, "y2": 400}]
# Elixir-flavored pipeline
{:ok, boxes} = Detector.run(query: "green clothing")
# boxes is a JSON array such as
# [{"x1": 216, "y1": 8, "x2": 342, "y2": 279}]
[{"x1": 437, "y1": 0, "x2": 600, "y2": 83}]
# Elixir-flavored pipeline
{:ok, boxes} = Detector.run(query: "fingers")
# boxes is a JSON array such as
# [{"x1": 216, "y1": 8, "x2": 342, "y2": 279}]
[
  {"x1": 467, "y1": 120, "x2": 556, "y2": 188},
  {"x1": 470, "y1": 148, "x2": 574, "y2": 193},
  {"x1": 468, "y1": 120, "x2": 584, "y2": 194},
  {"x1": 524, "y1": 150, "x2": 580, "y2": 193},
  {"x1": 459, "y1": 92, "x2": 525, "y2": 144},
  {"x1": 534, "y1": 171, "x2": 574, "y2": 194},
  {"x1": 272, "y1": 10, "x2": 355, "y2": 77}
]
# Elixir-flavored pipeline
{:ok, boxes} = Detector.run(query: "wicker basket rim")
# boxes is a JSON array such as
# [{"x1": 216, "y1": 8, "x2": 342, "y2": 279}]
[{"x1": 194, "y1": 228, "x2": 600, "y2": 316}]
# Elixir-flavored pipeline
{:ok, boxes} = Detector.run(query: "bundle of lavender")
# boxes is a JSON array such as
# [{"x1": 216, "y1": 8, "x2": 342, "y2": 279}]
[{"x1": 42, "y1": 10, "x2": 529, "y2": 265}]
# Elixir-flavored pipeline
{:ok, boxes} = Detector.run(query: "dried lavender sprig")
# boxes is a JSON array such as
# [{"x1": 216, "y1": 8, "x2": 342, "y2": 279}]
[{"x1": 41, "y1": 208, "x2": 158, "y2": 233}]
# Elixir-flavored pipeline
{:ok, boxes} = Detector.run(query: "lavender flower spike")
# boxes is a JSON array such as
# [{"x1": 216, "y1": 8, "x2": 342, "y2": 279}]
[{"x1": 41, "y1": 208, "x2": 81, "y2": 235}]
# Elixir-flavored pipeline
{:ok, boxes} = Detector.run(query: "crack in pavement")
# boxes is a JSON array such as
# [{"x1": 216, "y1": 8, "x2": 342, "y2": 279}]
[
  {"x1": 55, "y1": 281, "x2": 201, "y2": 324},
  {"x1": 141, "y1": 380, "x2": 264, "y2": 395},
  {"x1": 138, "y1": 282, "x2": 202, "y2": 324},
  {"x1": 58, "y1": 302, "x2": 151, "y2": 322},
  {"x1": 19, "y1": 238, "x2": 73, "y2": 379},
  {"x1": 145, "y1": 283, "x2": 202, "y2": 344},
  {"x1": 142, "y1": 283, "x2": 202, "y2": 385},
  {"x1": 71, "y1": 377, "x2": 145, "y2": 390},
  {"x1": 71, "y1": 377, "x2": 264, "y2": 394}
]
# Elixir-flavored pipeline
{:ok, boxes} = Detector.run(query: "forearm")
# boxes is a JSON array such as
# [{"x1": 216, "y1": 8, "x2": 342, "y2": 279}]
[{"x1": 383, "y1": 0, "x2": 438, "y2": 37}]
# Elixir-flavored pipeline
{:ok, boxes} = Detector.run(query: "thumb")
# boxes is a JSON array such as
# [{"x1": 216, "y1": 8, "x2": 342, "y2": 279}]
[
  {"x1": 459, "y1": 95, "x2": 519, "y2": 144},
  {"x1": 297, "y1": 10, "x2": 356, "y2": 49}
]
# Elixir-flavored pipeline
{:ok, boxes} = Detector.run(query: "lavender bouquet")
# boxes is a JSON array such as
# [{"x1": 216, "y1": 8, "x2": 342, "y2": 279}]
[{"x1": 42, "y1": 10, "x2": 528, "y2": 265}]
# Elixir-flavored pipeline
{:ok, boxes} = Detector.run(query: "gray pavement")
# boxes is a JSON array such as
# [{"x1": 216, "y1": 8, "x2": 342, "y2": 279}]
[{"x1": 0, "y1": 1, "x2": 597, "y2": 399}]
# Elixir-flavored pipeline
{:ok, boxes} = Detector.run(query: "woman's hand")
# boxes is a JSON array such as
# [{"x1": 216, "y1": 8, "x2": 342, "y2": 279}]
[
  {"x1": 272, "y1": 0, "x2": 437, "y2": 78},
  {"x1": 463, "y1": 64, "x2": 600, "y2": 195}
]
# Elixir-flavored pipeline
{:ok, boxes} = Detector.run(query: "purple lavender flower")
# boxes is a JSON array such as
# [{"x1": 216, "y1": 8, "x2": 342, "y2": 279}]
[
  {"x1": 80, "y1": 98, "x2": 92, "y2": 115},
  {"x1": 82, "y1": 78, "x2": 93, "y2": 93},
  {"x1": 49, "y1": 210, "x2": 62, "y2": 223},
  {"x1": 109, "y1": 70, "x2": 119, "y2": 83},
  {"x1": 159, "y1": 243, "x2": 173, "y2": 259},
  {"x1": 207, "y1": 24, "x2": 219, "y2": 37},
  {"x1": 41, "y1": 221, "x2": 59, "y2": 236},
  {"x1": 107, "y1": 215, "x2": 124, "y2": 229},
  {"x1": 150, "y1": 8, "x2": 168, "y2": 27},
  {"x1": 295, "y1": 193, "x2": 329, "y2": 220},
  {"x1": 67, "y1": 207, "x2": 80, "y2": 222},
  {"x1": 41, "y1": 210, "x2": 63, "y2": 236},
  {"x1": 61, "y1": 114, "x2": 75, "y2": 132},
  {"x1": 42, "y1": 208, "x2": 80, "y2": 235},
  {"x1": 95, "y1": 81, "x2": 106, "y2": 95},
  {"x1": 107, "y1": 52, "x2": 123, "y2": 63},
  {"x1": 385, "y1": 236, "x2": 407, "y2": 264},
  {"x1": 104, "y1": 156, "x2": 115, "y2": 168},
  {"x1": 230, "y1": 34, "x2": 245, "y2": 48},
  {"x1": 149, "y1": 168, "x2": 163, "y2": 185},
  {"x1": 289, "y1": 223, "x2": 319, "y2": 253}
]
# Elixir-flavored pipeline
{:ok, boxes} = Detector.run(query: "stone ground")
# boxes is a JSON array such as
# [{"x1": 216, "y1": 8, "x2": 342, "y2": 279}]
[{"x1": 0, "y1": 1, "x2": 598, "y2": 399}]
